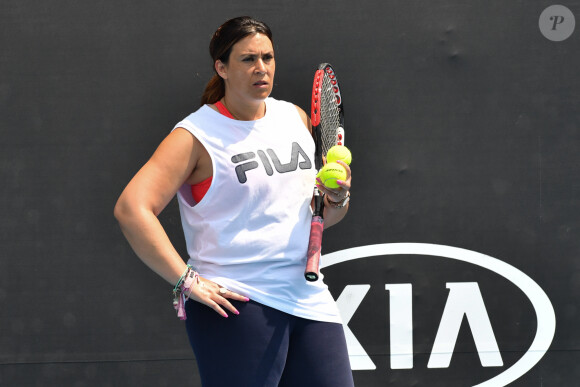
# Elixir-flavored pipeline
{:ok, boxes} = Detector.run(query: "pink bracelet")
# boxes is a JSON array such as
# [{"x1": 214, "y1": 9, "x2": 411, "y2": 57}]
[
  {"x1": 172, "y1": 267, "x2": 199, "y2": 320},
  {"x1": 181, "y1": 269, "x2": 199, "y2": 292}
]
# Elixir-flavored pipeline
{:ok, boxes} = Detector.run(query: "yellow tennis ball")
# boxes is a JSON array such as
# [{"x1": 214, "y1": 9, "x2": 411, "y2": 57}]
[
  {"x1": 317, "y1": 162, "x2": 347, "y2": 189},
  {"x1": 327, "y1": 145, "x2": 352, "y2": 165}
]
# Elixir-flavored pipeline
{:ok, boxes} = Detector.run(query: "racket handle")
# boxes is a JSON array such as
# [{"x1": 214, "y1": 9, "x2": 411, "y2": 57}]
[{"x1": 305, "y1": 216, "x2": 324, "y2": 281}]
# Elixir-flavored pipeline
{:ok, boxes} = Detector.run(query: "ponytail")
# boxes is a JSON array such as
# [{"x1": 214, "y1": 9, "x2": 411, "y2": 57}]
[{"x1": 201, "y1": 74, "x2": 225, "y2": 106}]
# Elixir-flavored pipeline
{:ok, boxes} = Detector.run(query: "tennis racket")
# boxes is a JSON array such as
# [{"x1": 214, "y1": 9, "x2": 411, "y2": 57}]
[{"x1": 304, "y1": 63, "x2": 345, "y2": 282}]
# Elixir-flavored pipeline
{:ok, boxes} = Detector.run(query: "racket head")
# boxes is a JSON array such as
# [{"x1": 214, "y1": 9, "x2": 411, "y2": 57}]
[{"x1": 311, "y1": 63, "x2": 345, "y2": 170}]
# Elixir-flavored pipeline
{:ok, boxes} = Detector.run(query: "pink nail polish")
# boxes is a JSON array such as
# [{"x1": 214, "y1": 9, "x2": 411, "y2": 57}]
[{"x1": 244, "y1": 297, "x2": 250, "y2": 302}]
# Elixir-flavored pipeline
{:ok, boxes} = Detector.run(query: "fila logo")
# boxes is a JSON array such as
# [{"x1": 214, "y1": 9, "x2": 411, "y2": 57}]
[
  {"x1": 323, "y1": 243, "x2": 556, "y2": 387},
  {"x1": 231, "y1": 142, "x2": 312, "y2": 184}
]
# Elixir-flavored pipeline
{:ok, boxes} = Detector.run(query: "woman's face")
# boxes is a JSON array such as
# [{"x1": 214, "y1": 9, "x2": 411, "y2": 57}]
[{"x1": 216, "y1": 33, "x2": 275, "y2": 105}]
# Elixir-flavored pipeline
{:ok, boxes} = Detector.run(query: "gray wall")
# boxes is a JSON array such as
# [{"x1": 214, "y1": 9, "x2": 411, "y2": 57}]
[{"x1": 2, "y1": 1, "x2": 578, "y2": 385}]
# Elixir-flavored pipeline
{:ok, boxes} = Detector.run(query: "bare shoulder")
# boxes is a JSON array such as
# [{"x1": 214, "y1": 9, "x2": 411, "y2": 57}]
[
  {"x1": 156, "y1": 128, "x2": 197, "y2": 158},
  {"x1": 294, "y1": 105, "x2": 312, "y2": 135},
  {"x1": 147, "y1": 128, "x2": 199, "y2": 180},
  {"x1": 115, "y1": 128, "x2": 200, "y2": 216},
  {"x1": 159, "y1": 128, "x2": 211, "y2": 185}
]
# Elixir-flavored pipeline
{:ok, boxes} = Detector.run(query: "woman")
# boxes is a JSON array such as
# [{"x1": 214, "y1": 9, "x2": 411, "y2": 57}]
[{"x1": 114, "y1": 16, "x2": 354, "y2": 386}]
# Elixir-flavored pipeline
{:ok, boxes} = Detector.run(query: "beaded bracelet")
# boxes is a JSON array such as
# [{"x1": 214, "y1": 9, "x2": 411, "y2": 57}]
[
  {"x1": 172, "y1": 265, "x2": 198, "y2": 320},
  {"x1": 173, "y1": 265, "x2": 192, "y2": 293},
  {"x1": 325, "y1": 191, "x2": 351, "y2": 208}
]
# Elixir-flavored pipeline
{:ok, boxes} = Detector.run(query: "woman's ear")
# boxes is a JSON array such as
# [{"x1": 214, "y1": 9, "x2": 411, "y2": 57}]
[{"x1": 215, "y1": 60, "x2": 228, "y2": 79}]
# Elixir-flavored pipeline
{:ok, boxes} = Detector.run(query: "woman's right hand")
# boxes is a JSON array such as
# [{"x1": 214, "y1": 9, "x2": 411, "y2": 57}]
[{"x1": 186, "y1": 277, "x2": 250, "y2": 317}]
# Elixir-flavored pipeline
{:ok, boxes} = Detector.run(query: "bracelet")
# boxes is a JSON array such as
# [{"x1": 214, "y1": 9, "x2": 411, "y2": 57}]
[
  {"x1": 325, "y1": 191, "x2": 350, "y2": 208},
  {"x1": 173, "y1": 264, "x2": 193, "y2": 293},
  {"x1": 181, "y1": 269, "x2": 199, "y2": 293},
  {"x1": 172, "y1": 265, "x2": 197, "y2": 321}
]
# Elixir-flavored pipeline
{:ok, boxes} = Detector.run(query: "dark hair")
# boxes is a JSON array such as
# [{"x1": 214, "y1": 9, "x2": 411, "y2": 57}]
[{"x1": 200, "y1": 16, "x2": 273, "y2": 106}]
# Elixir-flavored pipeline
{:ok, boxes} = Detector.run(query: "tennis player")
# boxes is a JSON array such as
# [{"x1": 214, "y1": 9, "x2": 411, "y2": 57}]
[{"x1": 114, "y1": 16, "x2": 353, "y2": 386}]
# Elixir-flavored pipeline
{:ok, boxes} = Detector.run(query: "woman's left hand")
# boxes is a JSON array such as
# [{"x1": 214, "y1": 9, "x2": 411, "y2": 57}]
[
  {"x1": 185, "y1": 276, "x2": 249, "y2": 318},
  {"x1": 316, "y1": 160, "x2": 351, "y2": 203}
]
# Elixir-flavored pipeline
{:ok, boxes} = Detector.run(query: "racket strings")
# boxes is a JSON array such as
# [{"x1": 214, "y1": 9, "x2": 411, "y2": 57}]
[{"x1": 319, "y1": 73, "x2": 341, "y2": 155}]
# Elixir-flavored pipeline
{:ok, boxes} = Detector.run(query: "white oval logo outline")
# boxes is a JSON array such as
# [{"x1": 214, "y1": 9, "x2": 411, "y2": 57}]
[{"x1": 321, "y1": 243, "x2": 556, "y2": 387}]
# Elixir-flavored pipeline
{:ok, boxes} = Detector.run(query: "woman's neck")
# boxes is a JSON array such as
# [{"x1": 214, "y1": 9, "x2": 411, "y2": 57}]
[{"x1": 221, "y1": 96, "x2": 266, "y2": 121}]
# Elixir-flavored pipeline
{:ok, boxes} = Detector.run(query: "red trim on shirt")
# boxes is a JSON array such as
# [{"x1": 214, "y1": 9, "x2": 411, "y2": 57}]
[
  {"x1": 191, "y1": 176, "x2": 212, "y2": 203},
  {"x1": 214, "y1": 100, "x2": 235, "y2": 119},
  {"x1": 191, "y1": 101, "x2": 233, "y2": 202}
]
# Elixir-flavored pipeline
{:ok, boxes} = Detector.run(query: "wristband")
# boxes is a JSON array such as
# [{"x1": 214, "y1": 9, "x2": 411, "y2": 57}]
[
  {"x1": 172, "y1": 265, "x2": 196, "y2": 321},
  {"x1": 181, "y1": 269, "x2": 199, "y2": 292},
  {"x1": 326, "y1": 191, "x2": 350, "y2": 208},
  {"x1": 173, "y1": 265, "x2": 193, "y2": 293}
]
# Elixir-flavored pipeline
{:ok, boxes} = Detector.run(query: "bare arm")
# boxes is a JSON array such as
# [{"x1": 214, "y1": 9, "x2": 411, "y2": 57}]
[
  {"x1": 114, "y1": 128, "x2": 199, "y2": 285},
  {"x1": 114, "y1": 128, "x2": 246, "y2": 317}
]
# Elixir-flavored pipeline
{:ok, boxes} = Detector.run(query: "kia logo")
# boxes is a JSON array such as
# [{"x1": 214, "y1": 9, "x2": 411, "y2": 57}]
[{"x1": 322, "y1": 243, "x2": 556, "y2": 387}]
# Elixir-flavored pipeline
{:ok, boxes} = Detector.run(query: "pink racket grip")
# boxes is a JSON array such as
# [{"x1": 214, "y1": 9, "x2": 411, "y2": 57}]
[{"x1": 305, "y1": 216, "x2": 324, "y2": 281}]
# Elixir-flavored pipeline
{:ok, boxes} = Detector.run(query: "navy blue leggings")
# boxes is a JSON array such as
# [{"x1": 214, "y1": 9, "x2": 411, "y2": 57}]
[{"x1": 185, "y1": 299, "x2": 354, "y2": 387}]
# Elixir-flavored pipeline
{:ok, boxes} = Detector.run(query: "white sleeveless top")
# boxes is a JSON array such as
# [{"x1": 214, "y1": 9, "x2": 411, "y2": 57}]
[{"x1": 173, "y1": 97, "x2": 341, "y2": 323}]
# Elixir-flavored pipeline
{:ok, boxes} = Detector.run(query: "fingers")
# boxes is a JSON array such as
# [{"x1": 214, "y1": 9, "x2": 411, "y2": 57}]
[
  {"x1": 316, "y1": 180, "x2": 345, "y2": 201},
  {"x1": 316, "y1": 160, "x2": 351, "y2": 202},
  {"x1": 219, "y1": 287, "x2": 251, "y2": 302},
  {"x1": 336, "y1": 160, "x2": 351, "y2": 176},
  {"x1": 186, "y1": 278, "x2": 249, "y2": 318},
  {"x1": 335, "y1": 160, "x2": 351, "y2": 189},
  {"x1": 212, "y1": 287, "x2": 250, "y2": 317}
]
